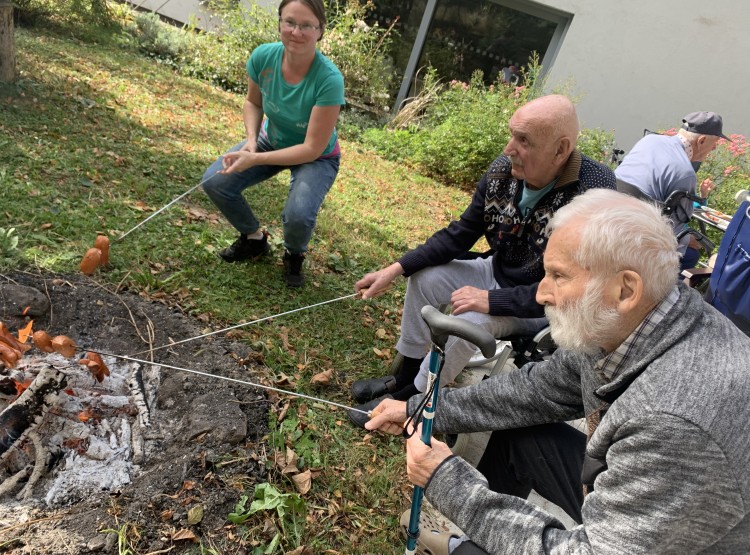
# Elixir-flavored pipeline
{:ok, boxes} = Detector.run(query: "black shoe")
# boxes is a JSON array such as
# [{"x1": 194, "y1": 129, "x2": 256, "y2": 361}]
[
  {"x1": 283, "y1": 251, "x2": 305, "y2": 288},
  {"x1": 350, "y1": 375, "x2": 398, "y2": 404},
  {"x1": 348, "y1": 394, "x2": 393, "y2": 429},
  {"x1": 219, "y1": 232, "x2": 270, "y2": 262}
]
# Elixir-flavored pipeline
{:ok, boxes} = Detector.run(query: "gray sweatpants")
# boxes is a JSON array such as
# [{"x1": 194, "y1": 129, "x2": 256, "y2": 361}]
[{"x1": 395, "y1": 257, "x2": 547, "y2": 393}]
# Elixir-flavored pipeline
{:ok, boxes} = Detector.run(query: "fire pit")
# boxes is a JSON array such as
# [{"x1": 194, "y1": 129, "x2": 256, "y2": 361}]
[{"x1": 0, "y1": 273, "x2": 270, "y2": 553}]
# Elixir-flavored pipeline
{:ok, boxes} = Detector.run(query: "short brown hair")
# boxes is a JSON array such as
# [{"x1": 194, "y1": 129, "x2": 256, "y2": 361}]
[{"x1": 278, "y1": 0, "x2": 327, "y2": 34}]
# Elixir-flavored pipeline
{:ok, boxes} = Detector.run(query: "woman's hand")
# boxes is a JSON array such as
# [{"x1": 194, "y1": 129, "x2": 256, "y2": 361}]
[{"x1": 220, "y1": 151, "x2": 256, "y2": 174}]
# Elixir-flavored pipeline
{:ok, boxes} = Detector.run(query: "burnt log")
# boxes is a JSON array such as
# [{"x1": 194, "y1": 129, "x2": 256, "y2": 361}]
[{"x1": 0, "y1": 365, "x2": 66, "y2": 459}]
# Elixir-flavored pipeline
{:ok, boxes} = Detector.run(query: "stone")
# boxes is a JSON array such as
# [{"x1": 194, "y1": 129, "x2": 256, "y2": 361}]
[
  {"x1": 0, "y1": 284, "x2": 50, "y2": 316},
  {"x1": 86, "y1": 535, "x2": 106, "y2": 552},
  {"x1": 183, "y1": 390, "x2": 247, "y2": 445}
]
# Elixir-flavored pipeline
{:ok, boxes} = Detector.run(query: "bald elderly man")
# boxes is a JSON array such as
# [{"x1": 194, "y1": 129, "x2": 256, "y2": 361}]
[
  {"x1": 368, "y1": 189, "x2": 750, "y2": 554},
  {"x1": 348, "y1": 95, "x2": 616, "y2": 426}
]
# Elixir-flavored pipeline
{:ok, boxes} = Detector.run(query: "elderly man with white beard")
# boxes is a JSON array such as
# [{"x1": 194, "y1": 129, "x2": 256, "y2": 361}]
[{"x1": 365, "y1": 189, "x2": 750, "y2": 555}]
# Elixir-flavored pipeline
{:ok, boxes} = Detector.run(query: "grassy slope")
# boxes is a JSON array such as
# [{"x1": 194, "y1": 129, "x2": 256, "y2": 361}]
[{"x1": 0, "y1": 27, "x2": 472, "y2": 553}]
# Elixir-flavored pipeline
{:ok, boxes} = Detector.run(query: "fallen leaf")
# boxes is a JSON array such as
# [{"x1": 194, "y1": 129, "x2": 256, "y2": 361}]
[
  {"x1": 375, "y1": 328, "x2": 386, "y2": 339},
  {"x1": 310, "y1": 369, "x2": 333, "y2": 385},
  {"x1": 160, "y1": 509, "x2": 174, "y2": 521},
  {"x1": 277, "y1": 401, "x2": 290, "y2": 422},
  {"x1": 17, "y1": 321, "x2": 33, "y2": 343},
  {"x1": 187, "y1": 505, "x2": 204, "y2": 525},
  {"x1": 291, "y1": 469, "x2": 312, "y2": 494},
  {"x1": 171, "y1": 529, "x2": 198, "y2": 542},
  {"x1": 285, "y1": 547, "x2": 313, "y2": 555}
]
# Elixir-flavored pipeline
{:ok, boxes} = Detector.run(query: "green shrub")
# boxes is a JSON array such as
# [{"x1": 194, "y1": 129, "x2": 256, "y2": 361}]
[
  {"x1": 130, "y1": 12, "x2": 190, "y2": 60},
  {"x1": 320, "y1": 0, "x2": 396, "y2": 112},
  {"x1": 577, "y1": 127, "x2": 617, "y2": 168},
  {"x1": 178, "y1": 0, "x2": 278, "y2": 93},
  {"x1": 362, "y1": 65, "x2": 538, "y2": 188},
  {"x1": 14, "y1": 0, "x2": 114, "y2": 27}
]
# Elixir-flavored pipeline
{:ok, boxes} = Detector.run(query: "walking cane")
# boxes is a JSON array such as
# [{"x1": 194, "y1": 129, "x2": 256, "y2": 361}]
[{"x1": 403, "y1": 305, "x2": 496, "y2": 554}]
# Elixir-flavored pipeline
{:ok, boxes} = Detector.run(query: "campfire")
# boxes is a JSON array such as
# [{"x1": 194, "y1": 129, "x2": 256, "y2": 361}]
[{"x1": 0, "y1": 319, "x2": 155, "y2": 507}]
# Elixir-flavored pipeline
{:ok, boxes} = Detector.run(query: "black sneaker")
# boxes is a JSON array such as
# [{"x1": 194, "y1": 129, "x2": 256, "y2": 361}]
[
  {"x1": 219, "y1": 232, "x2": 270, "y2": 262},
  {"x1": 283, "y1": 251, "x2": 305, "y2": 288}
]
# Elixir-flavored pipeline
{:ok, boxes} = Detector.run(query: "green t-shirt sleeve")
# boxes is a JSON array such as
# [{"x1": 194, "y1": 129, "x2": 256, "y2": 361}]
[{"x1": 315, "y1": 70, "x2": 345, "y2": 107}]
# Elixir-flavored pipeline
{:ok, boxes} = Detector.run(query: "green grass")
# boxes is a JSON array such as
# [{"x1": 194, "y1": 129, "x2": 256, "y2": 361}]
[{"x1": 0, "y1": 26, "x2": 470, "y2": 554}]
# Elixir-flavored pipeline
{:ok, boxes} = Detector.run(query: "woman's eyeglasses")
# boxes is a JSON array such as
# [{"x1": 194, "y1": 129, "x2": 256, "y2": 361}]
[{"x1": 280, "y1": 19, "x2": 320, "y2": 34}]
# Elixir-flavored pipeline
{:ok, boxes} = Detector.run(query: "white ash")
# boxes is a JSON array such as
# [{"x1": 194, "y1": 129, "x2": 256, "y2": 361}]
[{"x1": 1, "y1": 350, "x2": 155, "y2": 508}]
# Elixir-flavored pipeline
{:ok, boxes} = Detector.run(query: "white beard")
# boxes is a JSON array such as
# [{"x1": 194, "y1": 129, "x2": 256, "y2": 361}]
[{"x1": 545, "y1": 279, "x2": 622, "y2": 355}]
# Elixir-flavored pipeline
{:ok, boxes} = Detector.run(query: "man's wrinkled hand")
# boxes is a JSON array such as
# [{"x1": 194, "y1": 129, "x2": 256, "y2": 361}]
[
  {"x1": 451, "y1": 286, "x2": 490, "y2": 315},
  {"x1": 355, "y1": 263, "x2": 403, "y2": 300},
  {"x1": 406, "y1": 424, "x2": 454, "y2": 488},
  {"x1": 364, "y1": 398, "x2": 408, "y2": 435}
]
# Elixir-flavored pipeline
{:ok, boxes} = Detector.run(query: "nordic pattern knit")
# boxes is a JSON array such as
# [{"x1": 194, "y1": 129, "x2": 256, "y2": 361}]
[
  {"x1": 398, "y1": 151, "x2": 616, "y2": 318},
  {"x1": 408, "y1": 284, "x2": 750, "y2": 553}
]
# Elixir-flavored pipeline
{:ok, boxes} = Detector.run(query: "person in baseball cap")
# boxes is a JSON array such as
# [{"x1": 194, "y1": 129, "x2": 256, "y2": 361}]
[
  {"x1": 681, "y1": 111, "x2": 731, "y2": 141},
  {"x1": 615, "y1": 110, "x2": 731, "y2": 271}
]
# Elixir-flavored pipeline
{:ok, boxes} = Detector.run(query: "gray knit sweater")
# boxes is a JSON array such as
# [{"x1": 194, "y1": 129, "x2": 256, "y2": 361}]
[{"x1": 408, "y1": 284, "x2": 750, "y2": 553}]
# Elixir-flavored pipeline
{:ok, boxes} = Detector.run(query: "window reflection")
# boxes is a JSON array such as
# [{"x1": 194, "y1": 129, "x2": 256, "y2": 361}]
[{"x1": 368, "y1": 0, "x2": 558, "y2": 91}]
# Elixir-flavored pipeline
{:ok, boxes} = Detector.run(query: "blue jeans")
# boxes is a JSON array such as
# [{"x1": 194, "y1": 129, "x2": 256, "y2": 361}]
[{"x1": 202, "y1": 136, "x2": 340, "y2": 254}]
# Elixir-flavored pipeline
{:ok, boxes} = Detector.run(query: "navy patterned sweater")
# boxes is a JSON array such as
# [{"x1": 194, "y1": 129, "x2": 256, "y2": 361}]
[{"x1": 398, "y1": 150, "x2": 616, "y2": 317}]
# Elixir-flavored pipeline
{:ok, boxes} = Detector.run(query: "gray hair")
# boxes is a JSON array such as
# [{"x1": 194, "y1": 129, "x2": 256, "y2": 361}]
[{"x1": 549, "y1": 189, "x2": 680, "y2": 303}]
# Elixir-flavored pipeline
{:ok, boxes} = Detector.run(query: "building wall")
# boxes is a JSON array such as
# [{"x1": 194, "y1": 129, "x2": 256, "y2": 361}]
[{"x1": 540, "y1": 0, "x2": 749, "y2": 150}]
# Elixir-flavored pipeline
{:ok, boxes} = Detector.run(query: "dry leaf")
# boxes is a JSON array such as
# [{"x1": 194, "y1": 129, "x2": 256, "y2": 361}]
[
  {"x1": 277, "y1": 401, "x2": 290, "y2": 422},
  {"x1": 281, "y1": 447, "x2": 298, "y2": 474},
  {"x1": 17, "y1": 320, "x2": 33, "y2": 343},
  {"x1": 285, "y1": 547, "x2": 313, "y2": 555},
  {"x1": 187, "y1": 505, "x2": 204, "y2": 525},
  {"x1": 375, "y1": 328, "x2": 386, "y2": 339},
  {"x1": 160, "y1": 509, "x2": 174, "y2": 521},
  {"x1": 171, "y1": 529, "x2": 198, "y2": 542},
  {"x1": 372, "y1": 347, "x2": 384, "y2": 358},
  {"x1": 291, "y1": 470, "x2": 312, "y2": 494},
  {"x1": 310, "y1": 368, "x2": 333, "y2": 385}
]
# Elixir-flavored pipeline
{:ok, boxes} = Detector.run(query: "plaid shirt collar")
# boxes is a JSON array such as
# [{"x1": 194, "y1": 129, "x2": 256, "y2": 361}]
[{"x1": 596, "y1": 287, "x2": 681, "y2": 382}]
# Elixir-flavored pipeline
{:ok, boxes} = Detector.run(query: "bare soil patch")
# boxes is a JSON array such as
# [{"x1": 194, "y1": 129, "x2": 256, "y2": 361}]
[{"x1": 0, "y1": 271, "x2": 270, "y2": 554}]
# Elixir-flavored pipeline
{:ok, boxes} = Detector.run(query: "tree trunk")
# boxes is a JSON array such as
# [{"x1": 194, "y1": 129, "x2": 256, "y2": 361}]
[{"x1": 0, "y1": 1, "x2": 15, "y2": 84}]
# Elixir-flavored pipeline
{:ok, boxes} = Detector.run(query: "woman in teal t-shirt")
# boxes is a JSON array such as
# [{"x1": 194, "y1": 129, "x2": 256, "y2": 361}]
[{"x1": 202, "y1": 0, "x2": 345, "y2": 288}]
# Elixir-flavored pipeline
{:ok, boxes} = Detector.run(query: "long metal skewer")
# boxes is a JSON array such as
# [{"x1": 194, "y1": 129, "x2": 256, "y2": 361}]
[
  {"x1": 129, "y1": 293, "x2": 359, "y2": 357},
  {"x1": 86, "y1": 348, "x2": 371, "y2": 416},
  {"x1": 117, "y1": 174, "x2": 216, "y2": 242}
]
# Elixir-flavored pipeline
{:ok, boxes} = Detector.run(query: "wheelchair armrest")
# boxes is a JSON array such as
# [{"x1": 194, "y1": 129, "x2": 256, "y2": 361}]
[{"x1": 681, "y1": 267, "x2": 713, "y2": 288}]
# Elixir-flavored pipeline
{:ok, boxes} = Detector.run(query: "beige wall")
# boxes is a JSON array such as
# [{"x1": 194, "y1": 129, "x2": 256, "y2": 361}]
[{"x1": 541, "y1": 0, "x2": 749, "y2": 151}]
